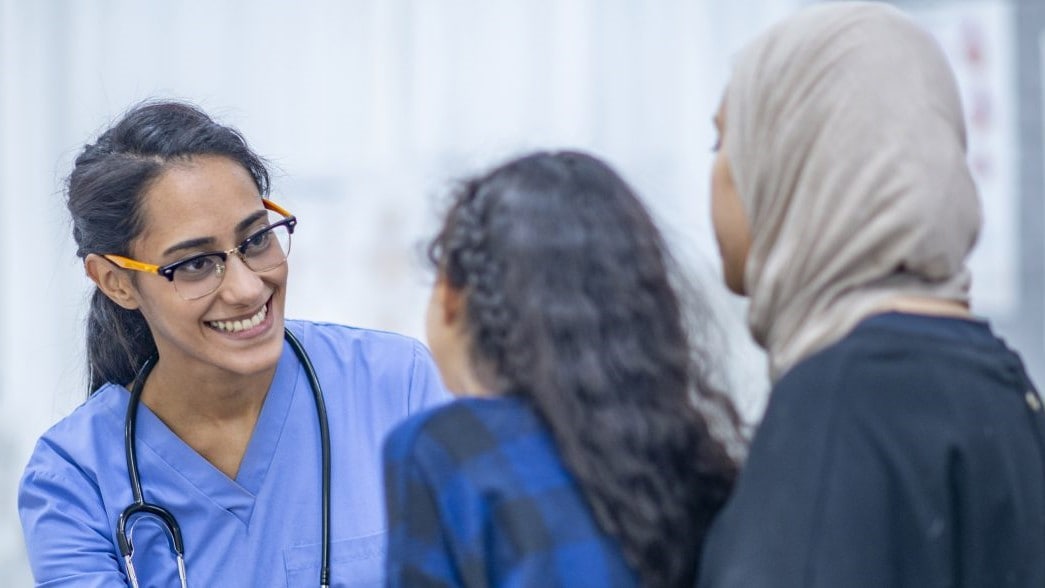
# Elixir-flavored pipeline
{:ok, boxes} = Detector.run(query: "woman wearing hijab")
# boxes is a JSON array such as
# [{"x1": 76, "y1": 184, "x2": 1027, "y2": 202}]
[{"x1": 698, "y1": 3, "x2": 1045, "y2": 587}]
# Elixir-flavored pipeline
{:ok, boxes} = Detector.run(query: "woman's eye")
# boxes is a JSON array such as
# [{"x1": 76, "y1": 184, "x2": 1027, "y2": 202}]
[
  {"x1": 243, "y1": 230, "x2": 272, "y2": 255},
  {"x1": 176, "y1": 256, "x2": 218, "y2": 279}
]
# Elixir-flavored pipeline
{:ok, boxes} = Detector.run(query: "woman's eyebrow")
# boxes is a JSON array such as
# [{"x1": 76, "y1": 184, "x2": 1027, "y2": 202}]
[
  {"x1": 163, "y1": 236, "x2": 216, "y2": 257},
  {"x1": 236, "y1": 209, "x2": 269, "y2": 234},
  {"x1": 161, "y1": 210, "x2": 270, "y2": 257}
]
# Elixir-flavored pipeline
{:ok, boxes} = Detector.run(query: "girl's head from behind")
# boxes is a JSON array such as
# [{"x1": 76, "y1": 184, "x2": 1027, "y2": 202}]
[
  {"x1": 427, "y1": 151, "x2": 736, "y2": 585},
  {"x1": 70, "y1": 101, "x2": 277, "y2": 392},
  {"x1": 714, "y1": 2, "x2": 981, "y2": 378},
  {"x1": 427, "y1": 150, "x2": 688, "y2": 398}
]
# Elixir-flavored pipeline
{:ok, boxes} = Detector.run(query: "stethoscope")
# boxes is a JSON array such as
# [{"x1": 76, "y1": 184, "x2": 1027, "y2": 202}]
[{"x1": 117, "y1": 328, "x2": 332, "y2": 588}]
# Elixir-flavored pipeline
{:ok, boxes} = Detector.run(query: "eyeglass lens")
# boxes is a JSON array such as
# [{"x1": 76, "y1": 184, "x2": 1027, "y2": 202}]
[{"x1": 172, "y1": 222, "x2": 292, "y2": 300}]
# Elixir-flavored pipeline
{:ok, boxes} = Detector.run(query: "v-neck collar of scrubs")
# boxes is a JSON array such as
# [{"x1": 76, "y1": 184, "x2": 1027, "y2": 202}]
[{"x1": 108, "y1": 339, "x2": 302, "y2": 526}]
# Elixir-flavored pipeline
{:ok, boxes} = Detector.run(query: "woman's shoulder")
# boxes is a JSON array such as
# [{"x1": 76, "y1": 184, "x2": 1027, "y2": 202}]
[
  {"x1": 385, "y1": 397, "x2": 543, "y2": 469},
  {"x1": 284, "y1": 319, "x2": 434, "y2": 379},
  {"x1": 22, "y1": 384, "x2": 125, "y2": 484},
  {"x1": 764, "y1": 312, "x2": 1029, "y2": 454},
  {"x1": 35, "y1": 384, "x2": 124, "y2": 448},
  {"x1": 284, "y1": 320, "x2": 449, "y2": 410},
  {"x1": 286, "y1": 319, "x2": 425, "y2": 354},
  {"x1": 778, "y1": 312, "x2": 1018, "y2": 399}
]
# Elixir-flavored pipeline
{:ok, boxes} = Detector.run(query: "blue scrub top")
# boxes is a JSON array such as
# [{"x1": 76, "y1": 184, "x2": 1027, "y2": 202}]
[{"x1": 18, "y1": 320, "x2": 449, "y2": 587}]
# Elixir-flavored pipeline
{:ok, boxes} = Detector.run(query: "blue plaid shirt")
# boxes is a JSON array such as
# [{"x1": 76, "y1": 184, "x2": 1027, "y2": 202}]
[{"x1": 383, "y1": 396, "x2": 638, "y2": 587}]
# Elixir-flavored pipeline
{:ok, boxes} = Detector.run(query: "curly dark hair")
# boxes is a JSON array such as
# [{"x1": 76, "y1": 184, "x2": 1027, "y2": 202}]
[{"x1": 428, "y1": 151, "x2": 739, "y2": 586}]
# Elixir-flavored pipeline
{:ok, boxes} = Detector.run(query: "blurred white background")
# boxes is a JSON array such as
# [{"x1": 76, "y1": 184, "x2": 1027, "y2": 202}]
[{"x1": 2, "y1": 0, "x2": 1041, "y2": 583}]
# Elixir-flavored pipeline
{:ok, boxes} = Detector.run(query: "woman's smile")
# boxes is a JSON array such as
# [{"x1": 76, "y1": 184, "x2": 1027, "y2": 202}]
[{"x1": 206, "y1": 295, "x2": 274, "y2": 339}]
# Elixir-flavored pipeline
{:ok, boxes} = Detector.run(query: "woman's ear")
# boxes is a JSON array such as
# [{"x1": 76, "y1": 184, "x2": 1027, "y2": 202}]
[
  {"x1": 433, "y1": 276, "x2": 466, "y2": 328},
  {"x1": 84, "y1": 254, "x2": 142, "y2": 310}
]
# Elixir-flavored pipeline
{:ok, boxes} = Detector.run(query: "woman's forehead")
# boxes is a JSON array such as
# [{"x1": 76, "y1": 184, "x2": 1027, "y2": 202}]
[{"x1": 134, "y1": 156, "x2": 263, "y2": 253}]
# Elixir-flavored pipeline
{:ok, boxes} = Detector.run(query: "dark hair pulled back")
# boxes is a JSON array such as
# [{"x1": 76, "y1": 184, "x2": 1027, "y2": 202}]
[
  {"x1": 428, "y1": 151, "x2": 739, "y2": 586},
  {"x1": 68, "y1": 100, "x2": 270, "y2": 393}
]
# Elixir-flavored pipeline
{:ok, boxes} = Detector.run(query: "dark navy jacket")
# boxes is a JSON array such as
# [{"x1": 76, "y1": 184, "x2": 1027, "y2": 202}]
[{"x1": 699, "y1": 313, "x2": 1045, "y2": 588}]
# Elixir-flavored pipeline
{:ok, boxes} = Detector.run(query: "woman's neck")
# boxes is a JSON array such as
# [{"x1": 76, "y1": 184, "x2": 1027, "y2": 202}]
[
  {"x1": 876, "y1": 295, "x2": 972, "y2": 318},
  {"x1": 137, "y1": 359, "x2": 276, "y2": 478},
  {"x1": 141, "y1": 360, "x2": 273, "y2": 419}
]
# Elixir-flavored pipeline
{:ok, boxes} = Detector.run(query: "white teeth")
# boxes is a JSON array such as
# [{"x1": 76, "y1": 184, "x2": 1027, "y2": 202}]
[{"x1": 209, "y1": 304, "x2": 267, "y2": 333}]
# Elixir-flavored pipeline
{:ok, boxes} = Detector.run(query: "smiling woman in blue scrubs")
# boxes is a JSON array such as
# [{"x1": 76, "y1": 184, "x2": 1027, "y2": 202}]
[{"x1": 17, "y1": 101, "x2": 447, "y2": 587}]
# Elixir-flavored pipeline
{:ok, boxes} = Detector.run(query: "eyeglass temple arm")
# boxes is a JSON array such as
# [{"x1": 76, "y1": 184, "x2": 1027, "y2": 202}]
[
  {"x1": 102, "y1": 254, "x2": 160, "y2": 274},
  {"x1": 262, "y1": 199, "x2": 293, "y2": 218}
]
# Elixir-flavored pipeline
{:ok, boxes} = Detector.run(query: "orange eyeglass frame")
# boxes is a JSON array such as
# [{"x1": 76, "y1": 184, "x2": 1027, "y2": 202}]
[{"x1": 101, "y1": 199, "x2": 295, "y2": 280}]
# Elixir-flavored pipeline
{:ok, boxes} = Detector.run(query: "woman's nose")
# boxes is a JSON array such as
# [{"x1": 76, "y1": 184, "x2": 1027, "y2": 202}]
[{"x1": 215, "y1": 252, "x2": 266, "y2": 302}]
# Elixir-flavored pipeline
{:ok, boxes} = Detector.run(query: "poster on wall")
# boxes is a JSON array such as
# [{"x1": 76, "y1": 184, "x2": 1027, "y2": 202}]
[{"x1": 908, "y1": 0, "x2": 1017, "y2": 316}]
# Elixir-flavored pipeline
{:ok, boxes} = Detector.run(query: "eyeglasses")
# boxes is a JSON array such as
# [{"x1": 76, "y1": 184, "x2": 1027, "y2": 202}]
[{"x1": 103, "y1": 199, "x2": 297, "y2": 301}]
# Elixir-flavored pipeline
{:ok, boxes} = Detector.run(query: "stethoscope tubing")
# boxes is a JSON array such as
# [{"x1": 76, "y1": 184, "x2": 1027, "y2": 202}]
[
  {"x1": 285, "y1": 328, "x2": 333, "y2": 588},
  {"x1": 118, "y1": 327, "x2": 332, "y2": 588}
]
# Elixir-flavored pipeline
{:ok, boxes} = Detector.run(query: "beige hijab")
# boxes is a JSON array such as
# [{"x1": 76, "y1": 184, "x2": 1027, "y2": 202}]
[{"x1": 723, "y1": 2, "x2": 981, "y2": 380}]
